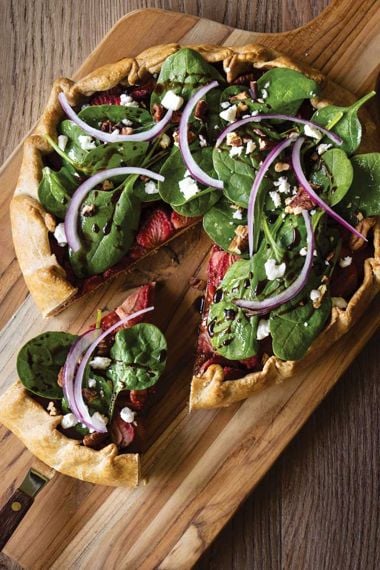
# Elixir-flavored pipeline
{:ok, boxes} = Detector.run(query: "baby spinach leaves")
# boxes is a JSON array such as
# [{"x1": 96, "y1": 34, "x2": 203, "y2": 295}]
[
  {"x1": 257, "y1": 68, "x2": 319, "y2": 115},
  {"x1": 38, "y1": 163, "x2": 81, "y2": 219},
  {"x1": 311, "y1": 91, "x2": 375, "y2": 155},
  {"x1": 213, "y1": 146, "x2": 262, "y2": 207},
  {"x1": 69, "y1": 183, "x2": 141, "y2": 278},
  {"x1": 203, "y1": 197, "x2": 247, "y2": 252},
  {"x1": 17, "y1": 332, "x2": 77, "y2": 399},
  {"x1": 107, "y1": 324, "x2": 167, "y2": 392},
  {"x1": 311, "y1": 148, "x2": 353, "y2": 206},
  {"x1": 78, "y1": 105, "x2": 152, "y2": 129},
  {"x1": 337, "y1": 152, "x2": 380, "y2": 220}
]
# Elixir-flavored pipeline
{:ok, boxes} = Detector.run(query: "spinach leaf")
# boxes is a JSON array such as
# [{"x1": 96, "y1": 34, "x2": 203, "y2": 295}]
[
  {"x1": 337, "y1": 152, "x2": 380, "y2": 220},
  {"x1": 38, "y1": 163, "x2": 81, "y2": 219},
  {"x1": 17, "y1": 332, "x2": 76, "y2": 399},
  {"x1": 69, "y1": 183, "x2": 141, "y2": 278},
  {"x1": 172, "y1": 190, "x2": 220, "y2": 217},
  {"x1": 269, "y1": 283, "x2": 331, "y2": 361},
  {"x1": 257, "y1": 68, "x2": 319, "y2": 115},
  {"x1": 83, "y1": 370, "x2": 113, "y2": 416},
  {"x1": 107, "y1": 323, "x2": 167, "y2": 392},
  {"x1": 220, "y1": 85, "x2": 269, "y2": 114},
  {"x1": 311, "y1": 148, "x2": 353, "y2": 206},
  {"x1": 132, "y1": 154, "x2": 168, "y2": 202},
  {"x1": 311, "y1": 91, "x2": 375, "y2": 155},
  {"x1": 78, "y1": 105, "x2": 152, "y2": 129},
  {"x1": 203, "y1": 197, "x2": 247, "y2": 252},
  {"x1": 208, "y1": 299, "x2": 258, "y2": 359}
]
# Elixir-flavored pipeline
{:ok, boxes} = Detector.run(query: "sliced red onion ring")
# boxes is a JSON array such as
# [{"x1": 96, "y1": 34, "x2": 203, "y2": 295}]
[
  {"x1": 236, "y1": 210, "x2": 314, "y2": 314},
  {"x1": 71, "y1": 306, "x2": 154, "y2": 433},
  {"x1": 248, "y1": 138, "x2": 294, "y2": 257},
  {"x1": 292, "y1": 137, "x2": 366, "y2": 241},
  {"x1": 62, "y1": 329, "x2": 102, "y2": 422},
  {"x1": 64, "y1": 167, "x2": 164, "y2": 252},
  {"x1": 179, "y1": 81, "x2": 224, "y2": 189},
  {"x1": 216, "y1": 114, "x2": 342, "y2": 147},
  {"x1": 58, "y1": 92, "x2": 173, "y2": 142}
]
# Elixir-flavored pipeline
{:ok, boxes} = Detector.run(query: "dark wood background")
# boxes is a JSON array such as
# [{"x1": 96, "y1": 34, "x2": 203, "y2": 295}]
[{"x1": 0, "y1": 1, "x2": 378, "y2": 569}]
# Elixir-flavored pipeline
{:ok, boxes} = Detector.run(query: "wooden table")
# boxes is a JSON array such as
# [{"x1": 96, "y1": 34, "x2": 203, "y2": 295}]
[{"x1": 0, "y1": 1, "x2": 378, "y2": 568}]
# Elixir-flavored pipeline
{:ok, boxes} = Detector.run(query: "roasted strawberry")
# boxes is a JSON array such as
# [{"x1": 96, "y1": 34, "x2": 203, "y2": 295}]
[
  {"x1": 111, "y1": 413, "x2": 135, "y2": 448},
  {"x1": 129, "y1": 389, "x2": 149, "y2": 411},
  {"x1": 170, "y1": 211, "x2": 195, "y2": 230},
  {"x1": 115, "y1": 283, "x2": 155, "y2": 325},
  {"x1": 240, "y1": 355, "x2": 260, "y2": 370},
  {"x1": 206, "y1": 246, "x2": 237, "y2": 305},
  {"x1": 90, "y1": 92, "x2": 121, "y2": 106},
  {"x1": 81, "y1": 275, "x2": 104, "y2": 294},
  {"x1": 136, "y1": 208, "x2": 174, "y2": 250}
]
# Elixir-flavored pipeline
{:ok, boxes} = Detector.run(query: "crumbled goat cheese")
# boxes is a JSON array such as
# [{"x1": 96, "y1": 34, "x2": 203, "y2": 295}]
[
  {"x1": 78, "y1": 135, "x2": 97, "y2": 150},
  {"x1": 54, "y1": 223, "x2": 67, "y2": 247},
  {"x1": 251, "y1": 110, "x2": 259, "y2": 116},
  {"x1": 179, "y1": 176, "x2": 200, "y2": 200},
  {"x1": 108, "y1": 128, "x2": 120, "y2": 140},
  {"x1": 269, "y1": 190, "x2": 281, "y2": 208},
  {"x1": 304, "y1": 124, "x2": 323, "y2": 140},
  {"x1": 159, "y1": 133, "x2": 171, "y2": 149},
  {"x1": 199, "y1": 134, "x2": 208, "y2": 147},
  {"x1": 332, "y1": 297, "x2": 348, "y2": 309},
  {"x1": 339, "y1": 256, "x2": 352, "y2": 268},
  {"x1": 144, "y1": 180, "x2": 159, "y2": 195},
  {"x1": 161, "y1": 90, "x2": 184, "y2": 111},
  {"x1": 87, "y1": 378, "x2": 97, "y2": 389},
  {"x1": 219, "y1": 105, "x2": 237, "y2": 123},
  {"x1": 310, "y1": 289, "x2": 321, "y2": 302},
  {"x1": 221, "y1": 101, "x2": 231, "y2": 109},
  {"x1": 256, "y1": 319, "x2": 270, "y2": 340},
  {"x1": 261, "y1": 88, "x2": 268, "y2": 99},
  {"x1": 265, "y1": 259, "x2": 286, "y2": 280},
  {"x1": 120, "y1": 406, "x2": 136, "y2": 423},
  {"x1": 232, "y1": 208, "x2": 243, "y2": 220},
  {"x1": 229, "y1": 146, "x2": 244, "y2": 158},
  {"x1": 61, "y1": 413, "x2": 78, "y2": 429},
  {"x1": 263, "y1": 82, "x2": 270, "y2": 89},
  {"x1": 121, "y1": 118, "x2": 133, "y2": 126},
  {"x1": 246, "y1": 140, "x2": 256, "y2": 154},
  {"x1": 58, "y1": 134, "x2": 68, "y2": 151},
  {"x1": 317, "y1": 143, "x2": 332, "y2": 155},
  {"x1": 304, "y1": 322, "x2": 309, "y2": 327},
  {"x1": 300, "y1": 246, "x2": 308, "y2": 256},
  {"x1": 47, "y1": 401, "x2": 58, "y2": 416},
  {"x1": 258, "y1": 138, "x2": 266, "y2": 150},
  {"x1": 310, "y1": 209, "x2": 316, "y2": 215},
  {"x1": 89, "y1": 356, "x2": 112, "y2": 370},
  {"x1": 120, "y1": 93, "x2": 139, "y2": 107},
  {"x1": 273, "y1": 176, "x2": 291, "y2": 194},
  {"x1": 91, "y1": 412, "x2": 109, "y2": 426}
]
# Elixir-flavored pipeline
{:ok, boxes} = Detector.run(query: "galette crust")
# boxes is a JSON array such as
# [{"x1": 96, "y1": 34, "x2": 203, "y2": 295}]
[{"x1": 0, "y1": 382, "x2": 139, "y2": 487}]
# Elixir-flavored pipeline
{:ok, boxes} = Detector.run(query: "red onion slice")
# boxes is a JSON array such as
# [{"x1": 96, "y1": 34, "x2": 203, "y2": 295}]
[
  {"x1": 179, "y1": 81, "x2": 224, "y2": 189},
  {"x1": 62, "y1": 329, "x2": 102, "y2": 423},
  {"x1": 292, "y1": 137, "x2": 366, "y2": 241},
  {"x1": 58, "y1": 92, "x2": 173, "y2": 142},
  {"x1": 247, "y1": 138, "x2": 294, "y2": 257},
  {"x1": 216, "y1": 114, "x2": 342, "y2": 147},
  {"x1": 72, "y1": 306, "x2": 154, "y2": 433},
  {"x1": 236, "y1": 210, "x2": 314, "y2": 314},
  {"x1": 64, "y1": 167, "x2": 165, "y2": 252}
]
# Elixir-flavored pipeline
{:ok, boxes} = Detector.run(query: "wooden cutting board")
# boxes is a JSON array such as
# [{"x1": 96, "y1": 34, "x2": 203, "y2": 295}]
[{"x1": 0, "y1": 2, "x2": 379, "y2": 568}]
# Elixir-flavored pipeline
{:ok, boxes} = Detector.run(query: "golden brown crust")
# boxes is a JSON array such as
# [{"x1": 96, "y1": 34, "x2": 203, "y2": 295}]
[{"x1": 0, "y1": 382, "x2": 139, "y2": 487}]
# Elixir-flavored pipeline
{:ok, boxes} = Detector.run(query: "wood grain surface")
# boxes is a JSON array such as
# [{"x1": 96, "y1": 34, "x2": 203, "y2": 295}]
[{"x1": 0, "y1": 1, "x2": 379, "y2": 569}]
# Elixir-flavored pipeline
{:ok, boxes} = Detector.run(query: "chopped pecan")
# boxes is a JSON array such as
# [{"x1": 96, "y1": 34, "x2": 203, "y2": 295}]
[
  {"x1": 82, "y1": 388, "x2": 98, "y2": 404},
  {"x1": 274, "y1": 162, "x2": 290, "y2": 173},
  {"x1": 231, "y1": 91, "x2": 249, "y2": 101},
  {"x1": 121, "y1": 126, "x2": 134, "y2": 135},
  {"x1": 57, "y1": 366, "x2": 64, "y2": 388},
  {"x1": 285, "y1": 187, "x2": 315, "y2": 214},
  {"x1": 173, "y1": 129, "x2": 197, "y2": 145},
  {"x1": 226, "y1": 132, "x2": 243, "y2": 147},
  {"x1": 99, "y1": 120, "x2": 114, "y2": 133},
  {"x1": 83, "y1": 432, "x2": 109, "y2": 450},
  {"x1": 232, "y1": 73, "x2": 257, "y2": 86},
  {"x1": 349, "y1": 217, "x2": 376, "y2": 251},
  {"x1": 194, "y1": 99, "x2": 208, "y2": 120},
  {"x1": 171, "y1": 110, "x2": 182, "y2": 124},
  {"x1": 102, "y1": 180, "x2": 114, "y2": 191},
  {"x1": 152, "y1": 103, "x2": 165, "y2": 122},
  {"x1": 228, "y1": 225, "x2": 249, "y2": 254}
]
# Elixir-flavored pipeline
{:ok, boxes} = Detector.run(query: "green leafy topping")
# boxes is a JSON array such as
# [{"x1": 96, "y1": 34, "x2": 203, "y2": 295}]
[
  {"x1": 311, "y1": 148, "x2": 353, "y2": 206},
  {"x1": 337, "y1": 152, "x2": 380, "y2": 221},
  {"x1": 203, "y1": 196, "x2": 247, "y2": 252},
  {"x1": 38, "y1": 163, "x2": 81, "y2": 219},
  {"x1": 256, "y1": 68, "x2": 319, "y2": 115}
]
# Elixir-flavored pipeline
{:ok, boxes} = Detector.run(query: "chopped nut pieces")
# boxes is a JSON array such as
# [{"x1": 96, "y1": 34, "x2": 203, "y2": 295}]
[
  {"x1": 226, "y1": 132, "x2": 243, "y2": 147},
  {"x1": 228, "y1": 225, "x2": 249, "y2": 254},
  {"x1": 274, "y1": 162, "x2": 290, "y2": 173}
]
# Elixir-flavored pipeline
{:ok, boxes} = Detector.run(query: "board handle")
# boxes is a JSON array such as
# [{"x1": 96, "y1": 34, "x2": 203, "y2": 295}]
[{"x1": 0, "y1": 488, "x2": 34, "y2": 550}]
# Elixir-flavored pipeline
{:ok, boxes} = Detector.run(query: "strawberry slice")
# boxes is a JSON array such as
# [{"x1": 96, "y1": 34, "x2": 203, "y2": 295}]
[
  {"x1": 170, "y1": 211, "x2": 195, "y2": 230},
  {"x1": 136, "y1": 208, "x2": 174, "y2": 250},
  {"x1": 90, "y1": 87, "x2": 122, "y2": 106},
  {"x1": 111, "y1": 413, "x2": 135, "y2": 448},
  {"x1": 206, "y1": 246, "x2": 237, "y2": 306},
  {"x1": 100, "y1": 283, "x2": 155, "y2": 331}
]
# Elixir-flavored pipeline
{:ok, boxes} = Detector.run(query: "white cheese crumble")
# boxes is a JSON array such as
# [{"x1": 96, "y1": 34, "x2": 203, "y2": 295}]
[
  {"x1": 300, "y1": 246, "x2": 308, "y2": 256},
  {"x1": 232, "y1": 208, "x2": 243, "y2": 220},
  {"x1": 219, "y1": 105, "x2": 237, "y2": 123},
  {"x1": 304, "y1": 322, "x2": 309, "y2": 327},
  {"x1": 87, "y1": 378, "x2": 97, "y2": 389},
  {"x1": 273, "y1": 176, "x2": 291, "y2": 194},
  {"x1": 54, "y1": 223, "x2": 67, "y2": 247},
  {"x1": 339, "y1": 256, "x2": 352, "y2": 268},
  {"x1": 256, "y1": 319, "x2": 270, "y2": 340},
  {"x1": 58, "y1": 134, "x2": 68, "y2": 151},
  {"x1": 304, "y1": 124, "x2": 323, "y2": 141},
  {"x1": 91, "y1": 411, "x2": 109, "y2": 426},
  {"x1": 251, "y1": 110, "x2": 259, "y2": 116},
  {"x1": 261, "y1": 88, "x2": 268, "y2": 99},
  {"x1": 89, "y1": 356, "x2": 112, "y2": 370},
  {"x1": 199, "y1": 134, "x2": 208, "y2": 147},
  {"x1": 332, "y1": 297, "x2": 348, "y2": 309},
  {"x1": 120, "y1": 406, "x2": 136, "y2": 423},
  {"x1": 159, "y1": 133, "x2": 171, "y2": 149},
  {"x1": 246, "y1": 140, "x2": 256, "y2": 154},
  {"x1": 269, "y1": 190, "x2": 281, "y2": 208},
  {"x1": 310, "y1": 289, "x2": 321, "y2": 302},
  {"x1": 220, "y1": 101, "x2": 231, "y2": 109},
  {"x1": 120, "y1": 94, "x2": 139, "y2": 107},
  {"x1": 144, "y1": 180, "x2": 159, "y2": 195},
  {"x1": 61, "y1": 413, "x2": 78, "y2": 429},
  {"x1": 178, "y1": 176, "x2": 200, "y2": 200},
  {"x1": 161, "y1": 90, "x2": 184, "y2": 111},
  {"x1": 108, "y1": 128, "x2": 120, "y2": 140},
  {"x1": 317, "y1": 143, "x2": 332, "y2": 155},
  {"x1": 229, "y1": 146, "x2": 244, "y2": 158},
  {"x1": 121, "y1": 118, "x2": 133, "y2": 126},
  {"x1": 78, "y1": 135, "x2": 97, "y2": 150},
  {"x1": 264, "y1": 258, "x2": 286, "y2": 281}
]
